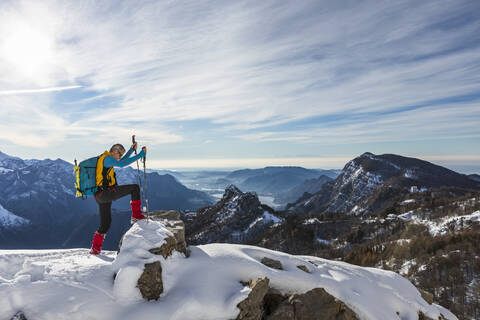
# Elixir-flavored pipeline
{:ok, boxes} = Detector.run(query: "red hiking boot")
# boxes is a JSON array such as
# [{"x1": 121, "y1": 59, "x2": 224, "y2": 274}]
[
  {"x1": 130, "y1": 199, "x2": 145, "y2": 224},
  {"x1": 90, "y1": 232, "x2": 105, "y2": 255}
]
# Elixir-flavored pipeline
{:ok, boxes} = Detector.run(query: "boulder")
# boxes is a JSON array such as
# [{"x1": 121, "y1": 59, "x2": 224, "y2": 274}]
[
  {"x1": 419, "y1": 289, "x2": 434, "y2": 305},
  {"x1": 418, "y1": 311, "x2": 447, "y2": 320},
  {"x1": 261, "y1": 257, "x2": 283, "y2": 270},
  {"x1": 296, "y1": 265, "x2": 310, "y2": 273},
  {"x1": 236, "y1": 277, "x2": 270, "y2": 320},
  {"x1": 137, "y1": 261, "x2": 163, "y2": 301},
  {"x1": 266, "y1": 288, "x2": 358, "y2": 320},
  {"x1": 236, "y1": 277, "x2": 359, "y2": 320}
]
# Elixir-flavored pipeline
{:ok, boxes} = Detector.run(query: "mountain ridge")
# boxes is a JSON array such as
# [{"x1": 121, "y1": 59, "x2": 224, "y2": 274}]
[{"x1": 288, "y1": 152, "x2": 480, "y2": 215}]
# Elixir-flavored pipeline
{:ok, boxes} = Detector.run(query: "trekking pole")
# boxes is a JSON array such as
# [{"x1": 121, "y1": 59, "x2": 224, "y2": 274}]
[
  {"x1": 141, "y1": 147, "x2": 149, "y2": 219},
  {"x1": 132, "y1": 135, "x2": 144, "y2": 207}
]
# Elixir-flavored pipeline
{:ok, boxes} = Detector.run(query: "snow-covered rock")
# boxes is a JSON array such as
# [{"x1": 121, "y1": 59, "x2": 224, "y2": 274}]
[{"x1": 0, "y1": 216, "x2": 457, "y2": 320}]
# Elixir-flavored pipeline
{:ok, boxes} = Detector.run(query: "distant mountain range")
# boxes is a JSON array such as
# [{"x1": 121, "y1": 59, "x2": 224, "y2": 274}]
[
  {"x1": 171, "y1": 166, "x2": 341, "y2": 208},
  {"x1": 288, "y1": 152, "x2": 480, "y2": 215},
  {"x1": 226, "y1": 166, "x2": 339, "y2": 194},
  {"x1": 0, "y1": 151, "x2": 214, "y2": 223},
  {"x1": 274, "y1": 174, "x2": 333, "y2": 206},
  {"x1": 0, "y1": 150, "x2": 214, "y2": 249}
]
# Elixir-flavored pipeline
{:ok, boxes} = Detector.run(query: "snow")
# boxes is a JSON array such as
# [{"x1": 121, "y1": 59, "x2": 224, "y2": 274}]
[
  {"x1": 399, "y1": 259, "x2": 417, "y2": 276},
  {"x1": 401, "y1": 199, "x2": 416, "y2": 205},
  {"x1": 0, "y1": 219, "x2": 457, "y2": 320},
  {"x1": 423, "y1": 211, "x2": 480, "y2": 236},
  {"x1": 404, "y1": 169, "x2": 416, "y2": 179},
  {"x1": 244, "y1": 211, "x2": 284, "y2": 232},
  {"x1": 316, "y1": 238, "x2": 331, "y2": 245},
  {"x1": 303, "y1": 218, "x2": 321, "y2": 225},
  {"x1": 61, "y1": 184, "x2": 75, "y2": 196},
  {"x1": 0, "y1": 204, "x2": 29, "y2": 227},
  {"x1": 401, "y1": 210, "x2": 480, "y2": 236},
  {"x1": 398, "y1": 210, "x2": 416, "y2": 221},
  {"x1": 0, "y1": 167, "x2": 13, "y2": 174},
  {"x1": 262, "y1": 211, "x2": 283, "y2": 225}
]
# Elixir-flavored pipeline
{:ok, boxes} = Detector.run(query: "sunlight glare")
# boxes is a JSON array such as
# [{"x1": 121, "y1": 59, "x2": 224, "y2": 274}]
[{"x1": 1, "y1": 23, "x2": 54, "y2": 79}]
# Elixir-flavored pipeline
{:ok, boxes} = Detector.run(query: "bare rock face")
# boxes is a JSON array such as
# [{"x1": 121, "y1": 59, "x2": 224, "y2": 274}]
[
  {"x1": 266, "y1": 288, "x2": 358, "y2": 320},
  {"x1": 137, "y1": 261, "x2": 163, "y2": 300},
  {"x1": 261, "y1": 257, "x2": 283, "y2": 270},
  {"x1": 237, "y1": 278, "x2": 270, "y2": 320}
]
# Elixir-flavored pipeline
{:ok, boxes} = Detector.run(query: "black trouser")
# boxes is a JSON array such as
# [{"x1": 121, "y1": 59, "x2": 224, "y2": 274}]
[{"x1": 94, "y1": 184, "x2": 140, "y2": 234}]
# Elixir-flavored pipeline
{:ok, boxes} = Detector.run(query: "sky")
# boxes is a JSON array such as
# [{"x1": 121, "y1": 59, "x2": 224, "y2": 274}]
[{"x1": 0, "y1": 0, "x2": 479, "y2": 172}]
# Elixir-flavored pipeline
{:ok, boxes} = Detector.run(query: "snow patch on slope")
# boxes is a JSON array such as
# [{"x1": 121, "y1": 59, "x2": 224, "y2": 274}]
[
  {"x1": 400, "y1": 210, "x2": 480, "y2": 236},
  {"x1": 0, "y1": 204, "x2": 29, "y2": 227}
]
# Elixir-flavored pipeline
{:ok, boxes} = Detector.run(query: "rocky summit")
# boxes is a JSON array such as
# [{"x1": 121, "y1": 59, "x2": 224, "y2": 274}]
[{"x1": 183, "y1": 184, "x2": 283, "y2": 245}]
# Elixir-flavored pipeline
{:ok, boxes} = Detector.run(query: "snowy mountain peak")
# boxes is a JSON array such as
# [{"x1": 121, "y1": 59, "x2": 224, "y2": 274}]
[
  {"x1": 360, "y1": 151, "x2": 375, "y2": 158},
  {"x1": 0, "y1": 203, "x2": 29, "y2": 227},
  {"x1": 222, "y1": 184, "x2": 244, "y2": 201}
]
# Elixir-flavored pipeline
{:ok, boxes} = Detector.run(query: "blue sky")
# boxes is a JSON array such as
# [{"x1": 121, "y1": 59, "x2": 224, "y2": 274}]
[{"x1": 0, "y1": 0, "x2": 479, "y2": 172}]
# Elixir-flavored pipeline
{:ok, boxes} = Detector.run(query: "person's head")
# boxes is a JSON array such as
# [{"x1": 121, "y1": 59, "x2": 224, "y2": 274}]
[{"x1": 110, "y1": 144, "x2": 126, "y2": 160}]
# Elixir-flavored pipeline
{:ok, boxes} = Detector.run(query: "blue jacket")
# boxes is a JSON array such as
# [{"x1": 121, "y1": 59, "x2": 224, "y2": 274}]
[{"x1": 104, "y1": 148, "x2": 145, "y2": 168}]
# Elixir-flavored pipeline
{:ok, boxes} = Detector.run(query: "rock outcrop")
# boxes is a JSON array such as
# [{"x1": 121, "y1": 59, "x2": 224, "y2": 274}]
[
  {"x1": 184, "y1": 185, "x2": 282, "y2": 245},
  {"x1": 116, "y1": 210, "x2": 187, "y2": 301},
  {"x1": 261, "y1": 257, "x2": 283, "y2": 270},
  {"x1": 236, "y1": 277, "x2": 358, "y2": 320},
  {"x1": 266, "y1": 288, "x2": 358, "y2": 320},
  {"x1": 237, "y1": 278, "x2": 270, "y2": 320},
  {"x1": 118, "y1": 210, "x2": 187, "y2": 257},
  {"x1": 147, "y1": 210, "x2": 188, "y2": 258}
]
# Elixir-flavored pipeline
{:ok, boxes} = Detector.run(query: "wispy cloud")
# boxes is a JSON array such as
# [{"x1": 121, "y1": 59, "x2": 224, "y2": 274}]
[
  {"x1": 0, "y1": 0, "x2": 478, "y2": 163},
  {"x1": 0, "y1": 85, "x2": 82, "y2": 95}
]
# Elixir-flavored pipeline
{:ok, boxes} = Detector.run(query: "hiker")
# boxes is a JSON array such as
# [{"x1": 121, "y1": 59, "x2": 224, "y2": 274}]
[{"x1": 90, "y1": 142, "x2": 147, "y2": 255}]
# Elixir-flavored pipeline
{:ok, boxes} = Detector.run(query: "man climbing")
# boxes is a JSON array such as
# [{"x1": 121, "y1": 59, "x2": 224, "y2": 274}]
[{"x1": 90, "y1": 141, "x2": 147, "y2": 255}]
